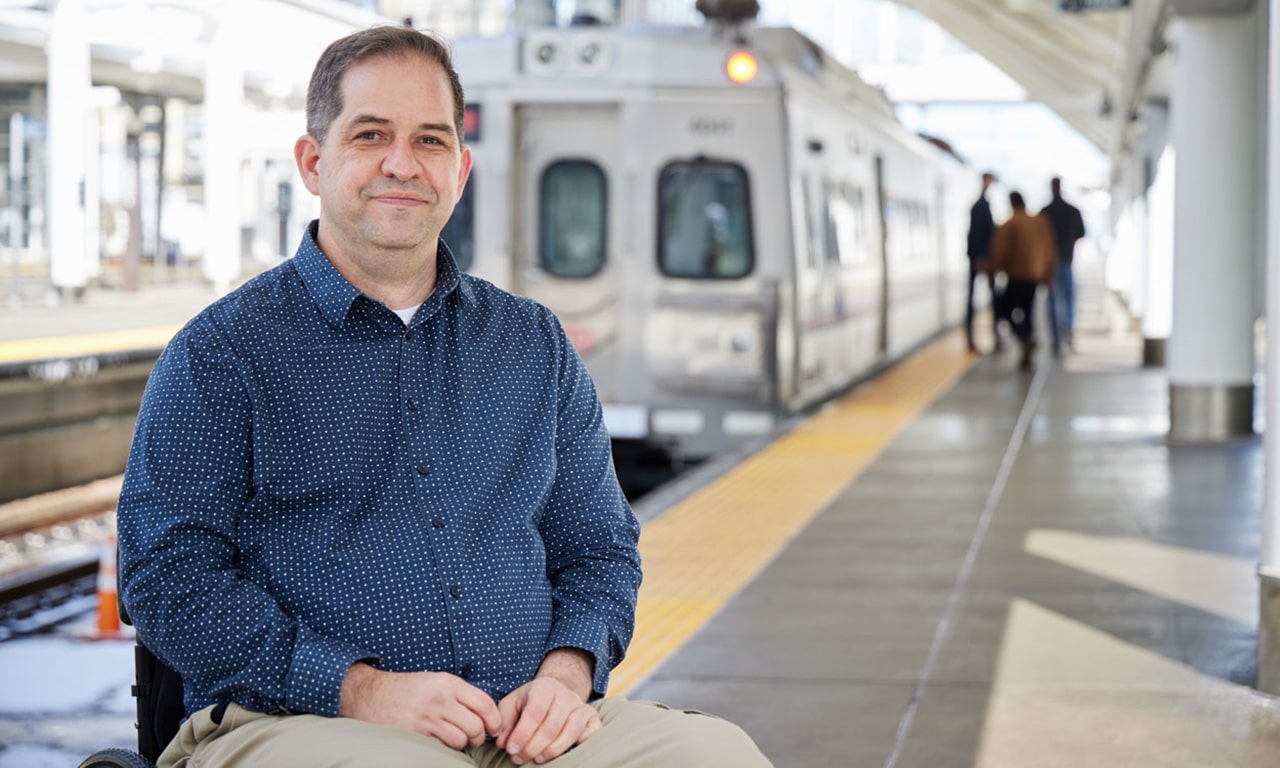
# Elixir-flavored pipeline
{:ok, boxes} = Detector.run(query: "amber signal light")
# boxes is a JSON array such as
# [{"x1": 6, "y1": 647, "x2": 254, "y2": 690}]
[{"x1": 726, "y1": 51, "x2": 758, "y2": 83}]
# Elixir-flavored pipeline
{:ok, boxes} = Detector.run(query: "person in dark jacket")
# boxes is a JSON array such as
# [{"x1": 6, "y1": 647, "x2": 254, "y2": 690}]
[
  {"x1": 965, "y1": 171, "x2": 1000, "y2": 353},
  {"x1": 1039, "y1": 177, "x2": 1085, "y2": 354}
]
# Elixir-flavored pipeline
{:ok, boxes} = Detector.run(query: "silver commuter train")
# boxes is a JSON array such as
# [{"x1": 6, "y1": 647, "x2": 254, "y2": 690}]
[{"x1": 445, "y1": 11, "x2": 973, "y2": 464}]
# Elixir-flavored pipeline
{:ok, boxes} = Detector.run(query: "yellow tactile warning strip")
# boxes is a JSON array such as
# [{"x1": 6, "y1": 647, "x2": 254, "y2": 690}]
[
  {"x1": 609, "y1": 330, "x2": 978, "y2": 695},
  {"x1": 0, "y1": 326, "x2": 180, "y2": 365}
]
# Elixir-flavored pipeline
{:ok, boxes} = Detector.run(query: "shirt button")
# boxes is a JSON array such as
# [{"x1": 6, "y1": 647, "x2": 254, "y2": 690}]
[
  {"x1": 404, "y1": 330, "x2": 413, "y2": 341},
  {"x1": 450, "y1": 585, "x2": 462, "y2": 598},
  {"x1": 416, "y1": 465, "x2": 430, "y2": 476},
  {"x1": 432, "y1": 518, "x2": 446, "y2": 528},
  {"x1": 460, "y1": 663, "x2": 474, "y2": 678},
  {"x1": 406, "y1": 398, "x2": 417, "y2": 411}
]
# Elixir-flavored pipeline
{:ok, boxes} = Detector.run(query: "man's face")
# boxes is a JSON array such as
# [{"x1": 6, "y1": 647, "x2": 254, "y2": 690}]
[{"x1": 296, "y1": 53, "x2": 471, "y2": 259}]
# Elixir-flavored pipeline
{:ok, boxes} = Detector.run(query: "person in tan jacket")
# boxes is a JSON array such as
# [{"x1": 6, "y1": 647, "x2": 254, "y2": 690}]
[{"x1": 990, "y1": 191, "x2": 1054, "y2": 370}]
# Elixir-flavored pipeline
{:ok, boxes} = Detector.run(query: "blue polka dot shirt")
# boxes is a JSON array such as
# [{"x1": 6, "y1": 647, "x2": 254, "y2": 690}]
[{"x1": 117, "y1": 222, "x2": 642, "y2": 718}]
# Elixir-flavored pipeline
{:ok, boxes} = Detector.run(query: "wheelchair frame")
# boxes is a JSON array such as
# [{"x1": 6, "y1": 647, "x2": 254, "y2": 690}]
[{"x1": 78, "y1": 584, "x2": 184, "y2": 767}]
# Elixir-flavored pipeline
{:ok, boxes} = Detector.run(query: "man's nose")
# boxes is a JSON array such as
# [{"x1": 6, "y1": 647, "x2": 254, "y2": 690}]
[{"x1": 381, "y1": 139, "x2": 419, "y2": 180}]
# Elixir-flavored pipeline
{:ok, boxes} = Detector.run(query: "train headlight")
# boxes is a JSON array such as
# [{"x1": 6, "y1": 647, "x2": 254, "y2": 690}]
[
  {"x1": 525, "y1": 34, "x2": 563, "y2": 75},
  {"x1": 571, "y1": 34, "x2": 612, "y2": 75},
  {"x1": 726, "y1": 51, "x2": 758, "y2": 84}
]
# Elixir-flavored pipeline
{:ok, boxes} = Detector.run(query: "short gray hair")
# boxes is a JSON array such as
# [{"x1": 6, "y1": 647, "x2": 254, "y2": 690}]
[{"x1": 306, "y1": 25, "x2": 464, "y2": 145}]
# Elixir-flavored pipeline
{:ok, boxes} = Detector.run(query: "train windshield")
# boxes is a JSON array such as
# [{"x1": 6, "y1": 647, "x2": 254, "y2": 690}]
[
  {"x1": 658, "y1": 160, "x2": 753, "y2": 279},
  {"x1": 540, "y1": 160, "x2": 607, "y2": 278},
  {"x1": 442, "y1": 176, "x2": 475, "y2": 271}
]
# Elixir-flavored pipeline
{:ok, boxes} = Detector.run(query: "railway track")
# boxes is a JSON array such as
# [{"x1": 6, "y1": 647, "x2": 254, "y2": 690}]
[
  {"x1": 0, "y1": 552, "x2": 100, "y2": 641},
  {"x1": 0, "y1": 484, "x2": 118, "y2": 641}
]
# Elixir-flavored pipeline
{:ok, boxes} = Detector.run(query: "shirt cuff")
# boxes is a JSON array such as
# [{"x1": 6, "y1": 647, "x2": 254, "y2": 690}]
[
  {"x1": 546, "y1": 616, "x2": 614, "y2": 699},
  {"x1": 285, "y1": 623, "x2": 379, "y2": 717}
]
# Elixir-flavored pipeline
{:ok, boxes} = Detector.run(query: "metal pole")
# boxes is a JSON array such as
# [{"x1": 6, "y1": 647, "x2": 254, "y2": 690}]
[
  {"x1": 1167, "y1": 11, "x2": 1259, "y2": 440},
  {"x1": 47, "y1": 0, "x2": 92, "y2": 298},
  {"x1": 8, "y1": 111, "x2": 23, "y2": 308},
  {"x1": 1259, "y1": 0, "x2": 1280, "y2": 695}
]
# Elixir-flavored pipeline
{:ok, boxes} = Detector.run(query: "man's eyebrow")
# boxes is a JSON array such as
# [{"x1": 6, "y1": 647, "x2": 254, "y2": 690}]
[
  {"x1": 344, "y1": 114, "x2": 390, "y2": 130},
  {"x1": 417, "y1": 121, "x2": 457, "y2": 137},
  {"x1": 343, "y1": 114, "x2": 456, "y2": 137}
]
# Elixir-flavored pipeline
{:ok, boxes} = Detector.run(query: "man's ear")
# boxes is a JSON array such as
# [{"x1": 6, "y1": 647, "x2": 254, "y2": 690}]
[
  {"x1": 456, "y1": 144, "x2": 474, "y2": 196},
  {"x1": 294, "y1": 135, "x2": 322, "y2": 195}
]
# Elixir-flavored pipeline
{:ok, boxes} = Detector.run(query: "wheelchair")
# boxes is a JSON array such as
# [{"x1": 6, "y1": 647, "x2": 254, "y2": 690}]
[{"x1": 78, "y1": 600, "x2": 184, "y2": 768}]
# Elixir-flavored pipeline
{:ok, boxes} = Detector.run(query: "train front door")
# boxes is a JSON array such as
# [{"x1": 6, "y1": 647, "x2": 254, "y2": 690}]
[{"x1": 513, "y1": 103, "x2": 624, "y2": 402}]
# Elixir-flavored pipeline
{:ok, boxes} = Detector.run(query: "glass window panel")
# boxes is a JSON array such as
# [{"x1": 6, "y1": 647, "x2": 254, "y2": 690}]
[
  {"x1": 540, "y1": 160, "x2": 607, "y2": 278},
  {"x1": 658, "y1": 160, "x2": 753, "y2": 279}
]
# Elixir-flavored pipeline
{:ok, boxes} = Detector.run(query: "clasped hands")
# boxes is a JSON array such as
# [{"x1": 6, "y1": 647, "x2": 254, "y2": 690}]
[{"x1": 339, "y1": 648, "x2": 600, "y2": 765}]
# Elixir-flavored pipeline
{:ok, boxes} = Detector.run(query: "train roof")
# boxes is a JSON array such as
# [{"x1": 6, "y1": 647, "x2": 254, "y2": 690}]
[{"x1": 452, "y1": 22, "x2": 899, "y2": 123}]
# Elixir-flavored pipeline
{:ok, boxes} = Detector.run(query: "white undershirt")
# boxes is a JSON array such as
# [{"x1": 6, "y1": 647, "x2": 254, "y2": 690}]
[{"x1": 392, "y1": 304, "x2": 421, "y2": 325}]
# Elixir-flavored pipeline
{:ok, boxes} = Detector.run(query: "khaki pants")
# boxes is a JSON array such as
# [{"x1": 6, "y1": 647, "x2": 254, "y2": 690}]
[{"x1": 159, "y1": 698, "x2": 772, "y2": 768}]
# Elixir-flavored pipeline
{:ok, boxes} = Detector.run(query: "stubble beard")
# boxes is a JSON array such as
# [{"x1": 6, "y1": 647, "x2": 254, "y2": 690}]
[{"x1": 358, "y1": 200, "x2": 445, "y2": 256}]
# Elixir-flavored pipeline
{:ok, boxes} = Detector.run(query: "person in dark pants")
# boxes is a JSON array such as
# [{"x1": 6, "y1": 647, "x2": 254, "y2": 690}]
[
  {"x1": 1039, "y1": 177, "x2": 1086, "y2": 354},
  {"x1": 991, "y1": 191, "x2": 1054, "y2": 370},
  {"x1": 965, "y1": 171, "x2": 1000, "y2": 353}
]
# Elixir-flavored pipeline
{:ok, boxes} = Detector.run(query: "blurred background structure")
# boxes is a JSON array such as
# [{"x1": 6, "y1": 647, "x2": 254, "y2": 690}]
[
  {"x1": 1, "y1": 0, "x2": 1278, "y2": 690},
  {"x1": 0, "y1": 0, "x2": 1185, "y2": 373},
  {"x1": 0, "y1": 1, "x2": 1170, "y2": 329}
]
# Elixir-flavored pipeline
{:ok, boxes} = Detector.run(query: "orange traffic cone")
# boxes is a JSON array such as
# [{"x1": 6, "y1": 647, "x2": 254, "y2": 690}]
[{"x1": 94, "y1": 532, "x2": 123, "y2": 639}]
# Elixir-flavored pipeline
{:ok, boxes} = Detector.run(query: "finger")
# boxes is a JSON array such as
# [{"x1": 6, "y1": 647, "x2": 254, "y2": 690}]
[
  {"x1": 580, "y1": 709, "x2": 602, "y2": 741},
  {"x1": 504, "y1": 696, "x2": 551, "y2": 761},
  {"x1": 424, "y1": 720, "x2": 471, "y2": 752},
  {"x1": 495, "y1": 689, "x2": 525, "y2": 749},
  {"x1": 518, "y1": 714, "x2": 564, "y2": 764},
  {"x1": 534, "y1": 708, "x2": 590, "y2": 764},
  {"x1": 443, "y1": 708, "x2": 490, "y2": 748},
  {"x1": 537, "y1": 705, "x2": 602, "y2": 764},
  {"x1": 453, "y1": 683, "x2": 504, "y2": 738},
  {"x1": 517, "y1": 695, "x2": 579, "y2": 764}
]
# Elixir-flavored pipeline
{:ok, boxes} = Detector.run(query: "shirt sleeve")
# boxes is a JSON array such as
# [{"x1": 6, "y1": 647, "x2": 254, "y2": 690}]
[
  {"x1": 536, "y1": 313, "x2": 643, "y2": 699},
  {"x1": 117, "y1": 316, "x2": 376, "y2": 717}
]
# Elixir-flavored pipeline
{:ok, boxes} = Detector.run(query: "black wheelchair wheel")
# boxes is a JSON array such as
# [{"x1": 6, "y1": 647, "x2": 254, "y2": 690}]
[{"x1": 77, "y1": 747, "x2": 154, "y2": 768}]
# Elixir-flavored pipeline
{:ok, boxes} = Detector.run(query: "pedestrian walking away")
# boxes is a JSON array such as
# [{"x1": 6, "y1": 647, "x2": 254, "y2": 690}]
[
  {"x1": 965, "y1": 171, "x2": 1001, "y2": 353},
  {"x1": 990, "y1": 191, "x2": 1054, "y2": 371},
  {"x1": 1039, "y1": 177, "x2": 1086, "y2": 354}
]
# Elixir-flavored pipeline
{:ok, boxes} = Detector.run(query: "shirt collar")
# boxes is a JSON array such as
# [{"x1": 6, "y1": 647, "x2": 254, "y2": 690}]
[
  {"x1": 434, "y1": 237, "x2": 476, "y2": 309},
  {"x1": 293, "y1": 220, "x2": 474, "y2": 328}
]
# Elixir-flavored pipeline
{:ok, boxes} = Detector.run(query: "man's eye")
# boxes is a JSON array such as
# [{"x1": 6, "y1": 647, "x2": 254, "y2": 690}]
[
  {"x1": 355, "y1": 131, "x2": 381, "y2": 140},
  {"x1": 419, "y1": 136, "x2": 442, "y2": 145}
]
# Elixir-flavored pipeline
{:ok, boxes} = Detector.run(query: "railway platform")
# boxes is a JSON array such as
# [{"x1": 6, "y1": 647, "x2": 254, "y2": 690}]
[
  {"x1": 0, "y1": 280, "x2": 219, "y2": 361},
  {"x1": 2, "y1": 274, "x2": 1279, "y2": 766}
]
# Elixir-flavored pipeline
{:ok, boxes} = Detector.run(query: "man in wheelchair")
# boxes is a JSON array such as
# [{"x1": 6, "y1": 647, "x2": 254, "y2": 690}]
[{"x1": 110, "y1": 24, "x2": 769, "y2": 768}]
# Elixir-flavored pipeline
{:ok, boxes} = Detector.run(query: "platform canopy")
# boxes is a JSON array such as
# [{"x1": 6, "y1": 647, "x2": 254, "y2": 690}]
[
  {"x1": 0, "y1": 0, "x2": 389, "y2": 106},
  {"x1": 889, "y1": 0, "x2": 1169, "y2": 163}
]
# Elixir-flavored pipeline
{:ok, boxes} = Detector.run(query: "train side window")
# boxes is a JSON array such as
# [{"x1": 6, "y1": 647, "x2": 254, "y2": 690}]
[
  {"x1": 442, "y1": 175, "x2": 475, "y2": 271},
  {"x1": 799, "y1": 178, "x2": 820, "y2": 270},
  {"x1": 540, "y1": 160, "x2": 607, "y2": 278},
  {"x1": 828, "y1": 195, "x2": 861, "y2": 267},
  {"x1": 826, "y1": 185, "x2": 866, "y2": 267},
  {"x1": 851, "y1": 187, "x2": 864, "y2": 242},
  {"x1": 821, "y1": 182, "x2": 839, "y2": 265},
  {"x1": 658, "y1": 160, "x2": 753, "y2": 279}
]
